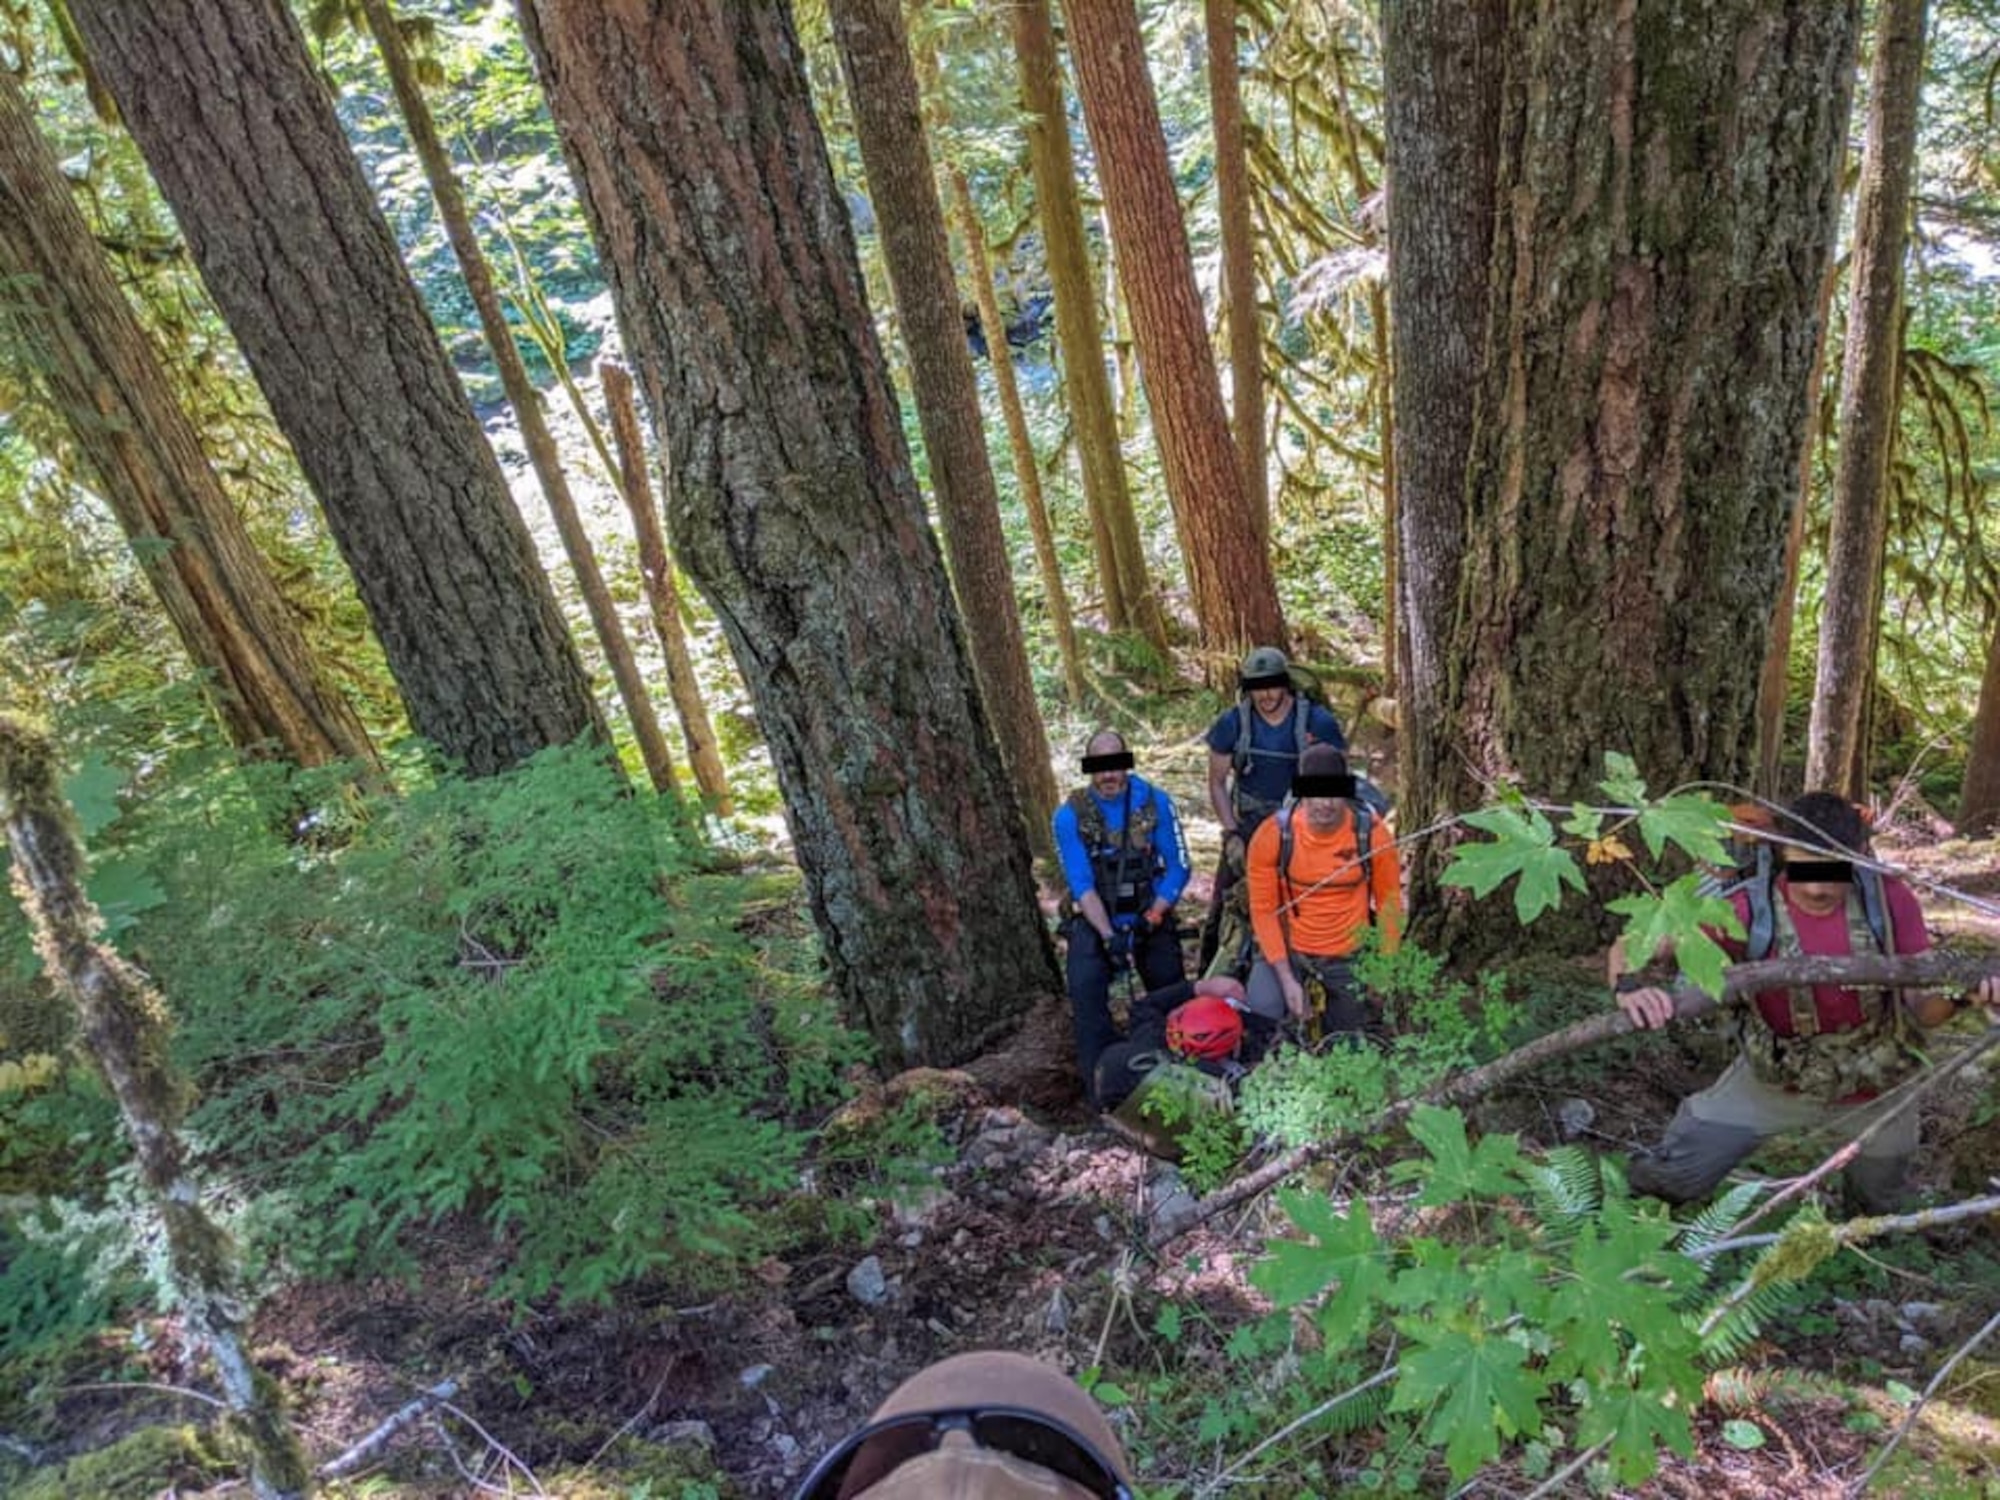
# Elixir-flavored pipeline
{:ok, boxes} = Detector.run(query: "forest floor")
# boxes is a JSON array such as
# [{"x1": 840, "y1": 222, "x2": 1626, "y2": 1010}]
[{"x1": 14, "y1": 745, "x2": 2000, "y2": 1499}]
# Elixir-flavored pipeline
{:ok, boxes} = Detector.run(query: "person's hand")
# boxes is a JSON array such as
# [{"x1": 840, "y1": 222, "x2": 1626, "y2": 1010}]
[
  {"x1": 1194, "y1": 975, "x2": 1248, "y2": 1006},
  {"x1": 1222, "y1": 831, "x2": 1246, "y2": 869},
  {"x1": 1280, "y1": 968, "x2": 1309, "y2": 1021},
  {"x1": 1966, "y1": 974, "x2": 2000, "y2": 1018},
  {"x1": 1143, "y1": 900, "x2": 1171, "y2": 929},
  {"x1": 1103, "y1": 926, "x2": 1135, "y2": 974},
  {"x1": 1616, "y1": 985, "x2": 1677, "y2": 1030}
]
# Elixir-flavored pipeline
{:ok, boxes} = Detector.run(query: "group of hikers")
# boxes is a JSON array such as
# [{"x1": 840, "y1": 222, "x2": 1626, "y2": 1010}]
[{"x1": 1052, "y1": 647, "x2": 2000, "y2": 1212}]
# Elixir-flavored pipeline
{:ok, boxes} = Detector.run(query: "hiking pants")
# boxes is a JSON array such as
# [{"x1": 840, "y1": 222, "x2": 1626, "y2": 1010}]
[
  {"x1": 1626, "y1": 1056, "x2": 1918, "y2": 1212},
  {"x1": 1245, "y1": 954, "x2": 1366, "y2": 1036},
  {"x1": 1065, "y1": 916, "x2": 1184, "y2": 1100}
]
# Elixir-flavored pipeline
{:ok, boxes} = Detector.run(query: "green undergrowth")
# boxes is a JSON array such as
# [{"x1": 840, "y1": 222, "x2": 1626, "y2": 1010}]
[{"x1": 0, "y1": 733, "x2": 916, "y2": 1424}]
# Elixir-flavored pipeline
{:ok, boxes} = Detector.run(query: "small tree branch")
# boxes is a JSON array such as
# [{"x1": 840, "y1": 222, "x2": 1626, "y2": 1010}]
[
  {"x1": 318, "y1": 1379, "x2": 461, "y2": 1479},
  {"x1": 1850, "y1": 1303, "x2": 2000, "y2": 1495}
]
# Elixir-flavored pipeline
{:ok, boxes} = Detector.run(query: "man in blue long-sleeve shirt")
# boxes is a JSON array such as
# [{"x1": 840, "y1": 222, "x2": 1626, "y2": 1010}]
[{"x1": 1052, "y1": 729, "x2": 1190, "y2": 1099}]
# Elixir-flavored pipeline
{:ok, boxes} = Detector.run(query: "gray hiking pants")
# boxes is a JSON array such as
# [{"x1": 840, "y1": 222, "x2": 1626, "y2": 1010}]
[{"x1": 1626, "y1": 1056, "x2": 1918, "y2": 1212}]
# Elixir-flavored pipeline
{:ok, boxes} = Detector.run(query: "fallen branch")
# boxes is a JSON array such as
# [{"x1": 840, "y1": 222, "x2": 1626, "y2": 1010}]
[
  {"x1": 318, "y1": 1379, "x2": 460, "y2": 1480},
  {"x1": 1850, "y1": 1303, "x2": 2000, "y2": 1495},
  {"x1": 1148, "y1": 952, "x2": 2000, "y2": 1248},
  {"x1": 1695, "y1": 1193, "x2": 2000, "y2": 1342}
]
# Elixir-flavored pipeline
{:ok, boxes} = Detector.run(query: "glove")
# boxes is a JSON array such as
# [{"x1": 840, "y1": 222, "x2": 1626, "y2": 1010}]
[{"x1": 1104, "y1": 925, "x2": 1137, "y2": 975}]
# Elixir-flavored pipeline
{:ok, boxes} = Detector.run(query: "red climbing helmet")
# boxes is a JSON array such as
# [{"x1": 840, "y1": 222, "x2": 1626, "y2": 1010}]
[{"x1": 1166, "y1": 995, "x2": 1243, "y2": 1061}]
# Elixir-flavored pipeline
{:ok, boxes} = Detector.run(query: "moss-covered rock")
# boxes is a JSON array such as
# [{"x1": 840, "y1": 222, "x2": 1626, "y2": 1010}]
[{"x1": 12, "y1": 1423, "x2": 228, "y2": 1500}]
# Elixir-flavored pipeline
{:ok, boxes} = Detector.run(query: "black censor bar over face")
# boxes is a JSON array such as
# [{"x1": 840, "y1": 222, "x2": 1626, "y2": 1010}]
[
  {"x1": 1292, "y1": 773, "x2": 1356, "y2": 799},
  {"x1": 1785, "y1": 859, "x2": 1854, "y2": 884},
  {"x1": 1081, "y1": 751, "x2": 1135, "y2": 773},
  {"x1": 1239, "y1": 672, "x2": 1291, "y2": 692}
]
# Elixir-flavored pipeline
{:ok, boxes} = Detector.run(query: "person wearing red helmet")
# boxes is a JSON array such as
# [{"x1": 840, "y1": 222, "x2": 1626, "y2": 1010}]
[{"x1": 1091, "y1": 974, "x2": 1275, "y2": 1112}]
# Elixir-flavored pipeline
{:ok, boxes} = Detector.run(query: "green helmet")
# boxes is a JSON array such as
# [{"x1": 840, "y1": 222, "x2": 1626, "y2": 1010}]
[{"x1": 1239, "y1": 646, "x2": 1291, "y2": 691}]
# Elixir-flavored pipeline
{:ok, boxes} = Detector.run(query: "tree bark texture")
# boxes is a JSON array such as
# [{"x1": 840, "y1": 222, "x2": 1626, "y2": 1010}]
[
  {"x1": 1010, "y1": 0, "x2": 1166, "y2": 654},
  {"x1": 1206, "y1": 0, "x2": 1267, "y2": 542},
  {"x1": 827, "y1": 0, "x2": 1058, "y2": 847},
  {"x1": 1960, "y1": 615, "x2": 2000, "y2": 835},
  {"x1": 0, "y1": 719, "x2": 310, "y2": 1500},
  {"x1": 945, "y1": 163, "x2": 1085, "y2": 707},
  {"x1": 1061, "y1": 0, "x2": 1285, "y2": 663},
  {"x1": 598, "y1": 360, "x2": 734, "y2": 814},
  {"x1": 359, "y1": 0, "x2": 678, "y2": 797},
  {"x1": 1807, "y1": 0, "x2": 1929, "y2": 798},
  {"x1": 1439, "y1": 1, "x2": 1859, "y2": 839},
  {"x1": 516, "y1": 1, "x2": 1059, "y2": 1067},
  {"x1": 1382, "y1": 0, "x2": 1505, "y2": 837},
  {"x1": 66, "y1": 0, "x2": 605, "y2": 778},
  {"x1": 0, "y1": 69, "x2": 380, "y2": 776}
]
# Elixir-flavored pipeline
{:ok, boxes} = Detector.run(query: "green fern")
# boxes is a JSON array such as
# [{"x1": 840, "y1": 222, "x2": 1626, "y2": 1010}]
[
  {"x1": 1522, "y1": 1144, "x2": 1605, "y2": 1227},
  {"x1": 1674, "y1": 1180, "x2": 1767, "y2": 1258}
]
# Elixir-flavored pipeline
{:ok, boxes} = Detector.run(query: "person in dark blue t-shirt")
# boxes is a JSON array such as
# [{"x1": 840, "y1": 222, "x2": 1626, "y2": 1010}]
[{"x1": 1197, "y1": 646, "x2": 1347, "y2": 971}]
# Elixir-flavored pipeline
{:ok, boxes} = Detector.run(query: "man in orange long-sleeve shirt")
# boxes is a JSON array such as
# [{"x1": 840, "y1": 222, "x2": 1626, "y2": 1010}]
[{"x1": 1246, "y1": 745, "x2": 1402, "y2": 1034}]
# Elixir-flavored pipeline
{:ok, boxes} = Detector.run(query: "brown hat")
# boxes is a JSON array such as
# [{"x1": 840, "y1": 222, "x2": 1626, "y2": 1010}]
[{"x1": 839, "y1": 1351, "x2": 1130, "y2": 1498}]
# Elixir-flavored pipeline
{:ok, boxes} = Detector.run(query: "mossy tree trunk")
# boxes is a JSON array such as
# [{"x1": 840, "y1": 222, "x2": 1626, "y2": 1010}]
[
  {"x1": 1409, "y1": 1, "x2": 1861, "y2": 940},
  {"x1": 357, "y1": 0, "x2": 680, "y2": 799},
  {"x1": 1009, "y1": 0, "x2": 1168, "y2": 656},
  {"x1": 598, "y1": 360, "x2": 733, "y2": 814},
  {"x1": 66, "y1": 0, "x2": 605, "y2": 778},
  {"x1": 0, "y1": 69, "x2": 380, "y2": 778},
  {"x1": 1807, "y1": 0, "x2": 1929, "y2": 798},
  {"x1": 827, "y1": 0, "x2": 1058, "y2": 851},
  {"x1": 0, "y1": 718, "x2": 310, "y2": 1500},
  {"x1": 1961, "y1": 619, "x2": 2000, "y2": 835},
  {"x1": 1060, "y1": 0, "x2": 1286, "y2": 667},
  {"x1": 517, "y1": 1, "x2": 1059, "y2": 1068}
]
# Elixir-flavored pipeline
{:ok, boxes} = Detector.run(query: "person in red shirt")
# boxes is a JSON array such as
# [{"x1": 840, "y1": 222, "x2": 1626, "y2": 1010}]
[
  {"x1": 1244, "y1": 745, "x2": 1402, "y2": 1035},
  {"x1": 1616, "y1": 791, "x2": 2000, "y2": 1211}
]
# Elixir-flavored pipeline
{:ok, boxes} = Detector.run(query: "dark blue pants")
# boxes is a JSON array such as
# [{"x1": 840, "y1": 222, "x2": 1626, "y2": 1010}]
[{"x1": 1066, "y1": 917, "x2": 1185, "y2": 1101}]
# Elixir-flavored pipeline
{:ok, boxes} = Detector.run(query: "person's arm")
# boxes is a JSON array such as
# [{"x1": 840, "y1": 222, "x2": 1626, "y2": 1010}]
[
  {"x1": 1151, "y1": 788, "x2": 1191, "y2": 914},
  {"x1": 1882, "y1": 880, "x2": 1969, "y2": 1028},
  {"x1": 1053, "y1": 805, "x2": 1112, "y2": 941},
  {"x1": 1075, "y1": 890, "x2": 1114, "y2": 945},
  {"x1": 1207, "y1": 746, "x2": 1238, "y2": 842},
  {"x1": 1614, "y1": 889, "x2": 1749, "y2": 1029},
  {"x1": 1371, "y1": 830, "x2": 1403, "y2": 955},
  {"x1": 1246, "y1": 822, "x2": 1308, "y2": 1018}
]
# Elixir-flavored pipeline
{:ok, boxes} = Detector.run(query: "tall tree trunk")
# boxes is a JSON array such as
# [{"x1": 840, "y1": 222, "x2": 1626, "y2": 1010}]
[
  {"x1": 0, "y1": 68, "x2": 380, "y2": 776},
  {"x1": 1009, "y1": 0, "x2": 1167, "y2": 654},
  {"x1": 1757, "y1": 253, "x2": 1845, "y2": 795},
  {"x1": 598, "y1": 360, "x2": 734, "y2": 814},
  {"x1": 827, "y1": 0, "x2": 1058, "y2": 848},
  {"x1": 1961, "y1": 614, "x2": 2000, "y2": 835},
  {"x1": 945, "y1": 164, "x2": 1086, "y2": 708},
  {"x1": 67, "y1": 0, "x2": 604, "y2": 778},
  {"x1": 1382, "y1": 0, "x2": 1505, "y2": 844},
  {"x1": 1061, "y1": 0, "x2": 1285, "y2": 665},
  {"x1": 0, "y1": 719, "x2": 310, "y2": 1500},
  {"x1": 1418, "y1": 2, "x2": 1860, "y2": 935},
  {"x1": 517, "y1": 1, "x2": 1059, "y2": 1068},
  {"x1": 1807, "y1": 0, "x2": 1928, "y2": 798},
  {"x1": 1206, "y1": 0, "x2": 1266, "y2": 544},
  {"x1": 358, "y1": 0, "x2": 678, "y2": 798}
]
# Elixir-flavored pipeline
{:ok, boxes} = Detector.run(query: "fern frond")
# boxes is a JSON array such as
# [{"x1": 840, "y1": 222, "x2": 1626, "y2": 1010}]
[
  {"x1": 1703, "y1": 1364, "x2": 1779, "y2": 1413},
  {"x1": 1692, "y1": 1278, "x2": 1801, "y2": 1362},
  {"x1": 1523, "y1": 1145, "x2": 1604, "y2": 1227},
  {"x1": 1674, "y1": 1181, "x2": 1766, "y2": 1262}
]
